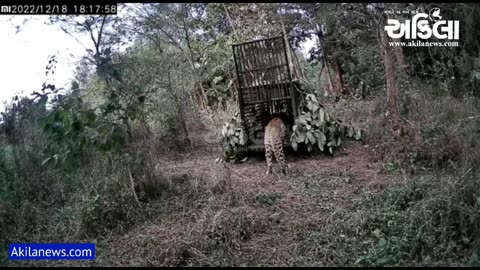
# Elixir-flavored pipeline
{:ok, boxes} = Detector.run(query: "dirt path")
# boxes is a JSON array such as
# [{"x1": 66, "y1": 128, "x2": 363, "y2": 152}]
[
  {"x1": 68, "y1": 138, "x2": 390, "y2": 267},
  {"x1": 139, "y1": 141, "x2": 389, "y2": 266}
]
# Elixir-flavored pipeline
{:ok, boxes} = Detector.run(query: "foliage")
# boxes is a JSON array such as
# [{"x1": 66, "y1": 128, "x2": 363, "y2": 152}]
[
  {"x1": 36, "y1": 55, "x2": 133, "y2": 171},
  {"x1": 220, "y1": 111, "x2": 247, "y2": 161},
  {"x1": 356, "y1": 169, "x2": 480, "y2": 266},
  {"x1": 342, "y1": 45, "x2": 383, "y2": 97},
  {"x1": 38, "y1": 92, "x2": 128, "y2": 170},
  {"x1": 290, "y1": 94, "x2": 362, "y2": 154}
]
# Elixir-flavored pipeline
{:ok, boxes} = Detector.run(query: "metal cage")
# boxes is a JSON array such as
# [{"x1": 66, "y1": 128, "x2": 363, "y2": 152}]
[{"x1": 232, "y1": 35, "x2": 302, "y2": 151}]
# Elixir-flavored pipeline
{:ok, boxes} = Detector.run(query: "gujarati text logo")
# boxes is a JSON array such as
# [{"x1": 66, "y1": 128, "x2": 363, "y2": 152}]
[{"x1": 385, "y1": 8, "x2": 459, "y2": 40}]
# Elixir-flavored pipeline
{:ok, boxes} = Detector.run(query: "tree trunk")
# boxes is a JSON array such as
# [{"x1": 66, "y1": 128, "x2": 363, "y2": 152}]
[
  {"x1": 316, "y1": 29, "x2": 334, "y2": 97},
  {"x1": 280, "y1": 13, "x2": 296, "y2": 80},
  {"x1": 381, "y1": 26, "x2": 403, "y2": 137},
  {"x1": 332, "y1": 58, "x2": 347, "y2": 95},
  {"x1": 392, "y1": 38, "x2": 408, "y2": 78},
  {"x1": 385, "y1": 3, "x2": 408, "y2": 79},
  {"x1": 324, "y1": 61, "x2": 335, "y2": 97}
]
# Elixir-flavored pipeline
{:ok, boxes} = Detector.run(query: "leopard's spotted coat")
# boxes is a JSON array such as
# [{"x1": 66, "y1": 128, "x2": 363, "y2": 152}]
[{"x1": 264, "y1": 117, "x2": 287, "y2": 175}]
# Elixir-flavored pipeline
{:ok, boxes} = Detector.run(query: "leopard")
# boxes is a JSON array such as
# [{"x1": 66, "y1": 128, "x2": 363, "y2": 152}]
[{"x1": 264, "y1": 117, "x2": 288, "y2": 175}]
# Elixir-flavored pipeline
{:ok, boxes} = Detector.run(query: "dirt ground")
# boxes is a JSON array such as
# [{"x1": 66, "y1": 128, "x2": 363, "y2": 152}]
[
  {"x1": 42, "y1": 123, "x2": 391, "y2": 267},
  {"x1": 130, "y1": 136, "x2": 390, "y2": 266}
]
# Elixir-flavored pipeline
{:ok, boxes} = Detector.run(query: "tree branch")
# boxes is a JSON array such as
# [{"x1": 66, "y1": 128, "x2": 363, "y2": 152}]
[{"x1": 96, "y1": 15, "x2": 107, "y2": 53}]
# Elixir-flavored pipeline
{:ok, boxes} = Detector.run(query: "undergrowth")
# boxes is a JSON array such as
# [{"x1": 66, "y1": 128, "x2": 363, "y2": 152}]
[{"x1": 356, "y1": 168, "x2": 480, "y2": 267}]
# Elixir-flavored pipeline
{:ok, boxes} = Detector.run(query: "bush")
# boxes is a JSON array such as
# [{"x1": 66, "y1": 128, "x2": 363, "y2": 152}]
[
  {"x1": 290, "y1": 94, "x2": 362, "y2": 154},
  {"x1": 356, "y1": 168, "x2": 480, "y2": 266},
  {"x1": 220, "y1": 112, "x2": 247, "y2": 161}
]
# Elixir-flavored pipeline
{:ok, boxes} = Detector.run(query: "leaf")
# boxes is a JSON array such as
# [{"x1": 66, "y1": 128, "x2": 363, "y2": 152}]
[
  {"x1": 318, "y1": 132, "x2": 327, "y2": 146},
  {"x1": 305, "y1": 112, "x2": 312, "y2": 122},
  {"x1": 298, "y1": 115, "x2": 307, "y2": 125},
  {"x1": 355, "y1": 129, "x2": 362, "y2": 140},
  {"x1": 310, "y1": 94, "x2": 318, "y2": 104},
  {"x1": 329, "y1": 138, "x2": 336, "y2": 147},
  {"x1": 291, "y1": 138, "x2": 298, "y2": 151},
  {"x1": 329, "y1": 147, "x2": 333, "y2": 154},
  {"x1": 319, "y1": 108, "x2": 325, "y2": 123},
  {"x1": 295, "y1": 132, "x2": 305, "y2": 143},
  {"x1": 373, "y1": 228, "x2": 382, "y2": 238},
  {"x1": 306, "y1": 94, "x2": 320, "y2": 113},
  {"x1": 318, "y1": 142, "x2": 324, "y2": 151},
  {"x1": 348, "y1": 126, "x2": 354, "y2": 137},
  {"x1": 221, "y1": 125, "x2": 228, "y2": 137},
  {"x1": 240, "y1": 156, "x2": 248, "y2": 163},
  {"x1": 307, "y1": 101, "x2": 314, "y2": 111},
  {"x1": 307, "y1": 131, "x2": 316, "y2": 144}
]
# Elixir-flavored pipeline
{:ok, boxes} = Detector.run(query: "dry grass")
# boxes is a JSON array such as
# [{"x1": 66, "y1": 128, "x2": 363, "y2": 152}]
[{"x1": 24, "y1": 139, "x2": 389, "y2": 267}]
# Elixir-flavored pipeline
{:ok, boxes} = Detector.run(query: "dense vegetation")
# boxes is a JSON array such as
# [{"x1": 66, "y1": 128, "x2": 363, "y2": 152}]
[{"x1": 1, "y1": 3, "x2": 480, "y2": 266}]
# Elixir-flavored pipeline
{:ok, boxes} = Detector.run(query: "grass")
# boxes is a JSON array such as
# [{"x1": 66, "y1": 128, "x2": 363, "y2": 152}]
[
  {"x1": 356, "y1": 168, "x2": 480, "y2": 267},
  {"x1": 256, "y1": 191, "x2": 283, "y2": 206},
  {"x1": 2, "y1": 142, "x2": 479, "y2": 267},
  {"x1": 85, "y1": 142, "x2": 383, "y2": 267},
  {"x1": 2, "y1": 141, "x2": 376, "y2": 267}
]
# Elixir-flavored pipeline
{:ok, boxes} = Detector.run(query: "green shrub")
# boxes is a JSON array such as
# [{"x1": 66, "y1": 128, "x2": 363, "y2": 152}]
[
  {"x1": 290, "y1": 94, "x2": 362, "y2": 154},
  {"x1": 356, "y1": 169, "x2": 480, "y2": 266},
  {"x1": 220, "y1": 111, "x2": 247, "y2": 161}
]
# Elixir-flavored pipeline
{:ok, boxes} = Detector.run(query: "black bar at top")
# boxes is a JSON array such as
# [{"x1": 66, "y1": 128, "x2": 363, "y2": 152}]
[{"x1": 0, "y1": 3, "x2": 117, "y2": 15}]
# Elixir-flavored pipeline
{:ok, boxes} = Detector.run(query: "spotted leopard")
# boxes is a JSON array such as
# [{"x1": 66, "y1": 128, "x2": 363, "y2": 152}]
[{"x1": 264, "y1": 117, "x2": 287, "y2": 175}]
